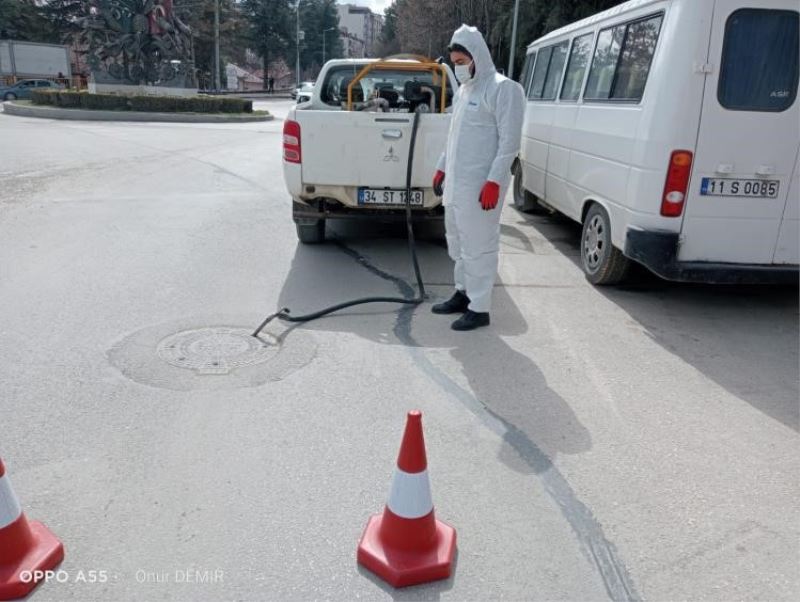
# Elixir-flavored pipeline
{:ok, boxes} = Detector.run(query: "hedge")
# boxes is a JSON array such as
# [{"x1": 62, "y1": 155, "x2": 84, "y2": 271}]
[{"x1": 30, "y1": 90, "x2": 253, "y2": 114}]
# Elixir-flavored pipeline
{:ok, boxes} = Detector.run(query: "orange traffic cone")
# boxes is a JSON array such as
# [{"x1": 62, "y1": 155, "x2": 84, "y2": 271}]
[
  {"x1": 357, "y1": 411, "x2": 456, "y2": 587},
  {"x1": 0, "y1": 458, "x2": 64, "y2": 600}
]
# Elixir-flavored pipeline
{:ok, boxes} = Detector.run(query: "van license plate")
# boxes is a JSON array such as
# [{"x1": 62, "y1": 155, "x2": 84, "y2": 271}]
[
  {"x1": 358, "y1": 188, "x2": 424, "y2": 206},
  {"x1": 700, "y1": 178, "x2": 780, "y2": 199}
]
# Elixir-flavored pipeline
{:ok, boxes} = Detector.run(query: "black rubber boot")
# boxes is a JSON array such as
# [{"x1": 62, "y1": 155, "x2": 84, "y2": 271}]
[
  {"x1": 432, "y1": 290, "x2": 470, "y2": 314},
  {"x1": 451, "y1": 310, "x2": 490, "y2": 331}
]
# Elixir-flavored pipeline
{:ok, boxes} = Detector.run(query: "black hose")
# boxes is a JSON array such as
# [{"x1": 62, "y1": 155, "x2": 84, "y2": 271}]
[{"x1": 253, "y1": 110, "x2": 426, "y2": 337}]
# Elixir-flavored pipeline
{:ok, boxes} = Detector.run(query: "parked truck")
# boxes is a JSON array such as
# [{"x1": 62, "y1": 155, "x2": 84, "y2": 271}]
[{"x1": 282, "y1": 57, "x2": 458, "y2": 243}]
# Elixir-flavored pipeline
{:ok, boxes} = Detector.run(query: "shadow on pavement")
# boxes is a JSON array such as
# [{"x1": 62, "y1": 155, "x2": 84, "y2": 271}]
[
  {"x1": 273, "y1": 218, "x2": 593, "y2": 472},
  {"x1": 512, "y1": 208, "x2": 800, "y2": 431},
  {"x1": 269, "y1": 218, "x2": 637, "y2": 600}
]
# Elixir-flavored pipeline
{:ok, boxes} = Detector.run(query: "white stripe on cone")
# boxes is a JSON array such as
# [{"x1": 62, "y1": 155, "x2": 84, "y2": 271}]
[
  {"x1": 387, "y1": 468, "x2": 433, "y2": 519},
  {"x1": 0, "y1": 474, "x2": 22, "y2": 529}
]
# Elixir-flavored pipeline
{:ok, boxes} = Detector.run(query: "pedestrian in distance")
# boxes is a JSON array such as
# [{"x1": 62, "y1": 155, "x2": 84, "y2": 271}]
[{"x1": 432, "y1": 25, "x2": 526, "y2": 331}]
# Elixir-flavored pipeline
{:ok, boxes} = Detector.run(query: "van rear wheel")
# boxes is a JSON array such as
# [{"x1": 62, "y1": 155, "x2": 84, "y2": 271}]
[
  {"x1": 512, "y1": 165, "x2": 549, "y2": 215},
  {"x1": 581, "y1": 204, "x2": 630, "y2": 285}
]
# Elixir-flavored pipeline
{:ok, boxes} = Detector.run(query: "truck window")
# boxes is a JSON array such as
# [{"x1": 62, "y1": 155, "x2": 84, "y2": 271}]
[
  {"x1": 529, "y1": 42, "x2": 569, "y2": 101},
  {"x1": 585, "y1": 13, "x2": 663, "y2": 102},
  {"x1": 561, "y1": 33, "x2": 594, "y2": 101},
  {"x1": 718, "y1": 9, "x2": 799, "y2": 112},
  {"x1": 319, "y1": 64, "x2": 454, "y2": 110}
]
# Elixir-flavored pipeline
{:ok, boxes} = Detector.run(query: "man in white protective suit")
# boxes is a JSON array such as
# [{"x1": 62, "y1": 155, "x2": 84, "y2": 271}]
[{"x1": 431, "y1": 24, "x2": 525, "y2": 331}]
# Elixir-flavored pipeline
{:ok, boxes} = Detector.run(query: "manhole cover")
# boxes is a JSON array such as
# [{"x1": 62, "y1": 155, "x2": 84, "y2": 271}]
[
  {"x1": 108, "y1": 316, "x2": 317, "y2": 391},
  {"x1": 157, "y1": 327, "x2": 278, "y2": 375}
]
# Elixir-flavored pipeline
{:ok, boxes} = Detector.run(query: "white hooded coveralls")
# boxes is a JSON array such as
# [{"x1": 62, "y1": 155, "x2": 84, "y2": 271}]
[{"x1": 438, "y1": 25, "x2": 525, "y2": 313}]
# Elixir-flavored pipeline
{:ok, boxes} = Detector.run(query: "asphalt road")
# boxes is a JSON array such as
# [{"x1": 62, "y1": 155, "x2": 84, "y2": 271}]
[{"x1": 1, "y1": 99, "x2": 798, "y2": 602}]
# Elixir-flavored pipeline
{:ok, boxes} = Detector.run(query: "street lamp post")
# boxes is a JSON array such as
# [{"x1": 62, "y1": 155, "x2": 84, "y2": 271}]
[
  {"x1": 508, "y1": 0, "x2": 521, "y2": 80},
  {"x1": 213, "y1": 0, "x2": 220, "y2": 90},
  {"x1": 295, "y1": 1, "x2": 301, "y2": 88},
  {"x1": 322, "y1": 27, "x2": 336, "y2": 65}
]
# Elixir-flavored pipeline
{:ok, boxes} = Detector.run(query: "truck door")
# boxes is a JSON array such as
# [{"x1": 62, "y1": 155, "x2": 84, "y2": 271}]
[{"x1": 679, "y1": 2, "x2": 799, "y2": 264}]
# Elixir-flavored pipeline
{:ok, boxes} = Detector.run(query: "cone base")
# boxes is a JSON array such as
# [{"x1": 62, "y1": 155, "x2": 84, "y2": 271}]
[
  {"x1": 0, "y1": 521, "x2": 65, "y2": 601},
  {"x1": 357, "y1": 513, "x2": 456, "y2": 588}
]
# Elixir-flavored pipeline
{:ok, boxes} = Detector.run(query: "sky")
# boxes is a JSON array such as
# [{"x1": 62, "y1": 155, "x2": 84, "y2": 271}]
[{"x1": 337, "y1": 1, "x2": 391, "y2": 16}]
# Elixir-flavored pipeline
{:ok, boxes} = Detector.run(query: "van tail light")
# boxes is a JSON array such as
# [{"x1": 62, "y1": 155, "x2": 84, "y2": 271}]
[
  {"x1": 283, "y1": 119, "x2": 301, "y2": 164},
  {"x1": 661, "y1": 150, "x2": 693, "y2": 217}
]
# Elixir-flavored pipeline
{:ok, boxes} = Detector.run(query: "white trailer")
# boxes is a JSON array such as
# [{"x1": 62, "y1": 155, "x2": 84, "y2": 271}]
[{"x1": 0, "y1": 40, "x2": 71, "y2": 79}]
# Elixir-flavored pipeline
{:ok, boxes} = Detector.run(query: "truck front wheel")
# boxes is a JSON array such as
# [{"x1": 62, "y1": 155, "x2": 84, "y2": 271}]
[{"x1": 296, "y1": 220, "x2": 325, "y2": 244}]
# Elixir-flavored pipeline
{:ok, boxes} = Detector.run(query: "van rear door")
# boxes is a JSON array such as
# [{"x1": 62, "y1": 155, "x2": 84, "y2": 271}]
[
  {"x1": 679, "y1": 1, "x2": 799, "y2": 264},
  {"x1": 773, "y1": 149, "x2": 799, "y2": 263}
]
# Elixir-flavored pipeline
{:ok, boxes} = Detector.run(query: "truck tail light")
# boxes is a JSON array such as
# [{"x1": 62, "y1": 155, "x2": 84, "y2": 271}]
[
  {"x1": 661, "y1": 150, "x2": 693, "y2": 217},
  {"x1": 283, "y1": 119, "x2": 301, "y2": 164}
]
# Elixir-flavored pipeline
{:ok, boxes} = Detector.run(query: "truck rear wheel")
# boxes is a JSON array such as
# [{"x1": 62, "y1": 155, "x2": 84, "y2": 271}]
[
  {"x1": 296, "y1": 219, "x2": 325, "y2": 244},
  {"x1": 581, "y1": 204, "x2": 630, "y2": 285}
]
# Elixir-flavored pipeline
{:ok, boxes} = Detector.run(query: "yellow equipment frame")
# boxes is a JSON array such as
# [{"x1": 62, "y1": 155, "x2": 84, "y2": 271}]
[{"x1": 346, "y1": 56, "x2": 450, "y2": 113}]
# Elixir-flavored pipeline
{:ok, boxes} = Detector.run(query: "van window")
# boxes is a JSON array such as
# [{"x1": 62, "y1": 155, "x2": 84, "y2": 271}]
[
  {"x1": 542, "y1": 42, "x2": 569, "y2": 99},
  {"x1": 613, "y1": 15, "x2": 663, "y2": 100},
  {"x1": 520, "y1": 52, "x2": 536, "y2": 95},
  {"x1": 585, "y1": 26, "x2": 625, "y2": 99},
  {"x1": 718, "y1": 9, "x2": 799, "y2": 112},
  {"x1": 561, "y1": 33, "x2": 594, "y2": 101},
  {"x1": 529, "y1": 42, "x2": 569, "y2": 100},
  {"x1": 529, "y1": 46, "x2": 551, "y2": 100},
  {"x1": 585, "y1": 14, "x2": 663, "y2": 101}
]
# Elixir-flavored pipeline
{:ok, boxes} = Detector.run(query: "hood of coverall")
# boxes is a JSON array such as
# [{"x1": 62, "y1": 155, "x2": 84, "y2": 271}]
[{"x1": 449, "y1": 25, "x2": 496, "y2": 83}]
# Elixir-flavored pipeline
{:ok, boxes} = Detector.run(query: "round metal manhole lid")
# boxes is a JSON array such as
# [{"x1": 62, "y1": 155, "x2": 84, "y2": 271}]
[
  {"x1": 107, "y1": 316, "x2": 318, "y2": 391},
  {"x1": 157, "y1": 327, "x2": 279, "y2": 375}
]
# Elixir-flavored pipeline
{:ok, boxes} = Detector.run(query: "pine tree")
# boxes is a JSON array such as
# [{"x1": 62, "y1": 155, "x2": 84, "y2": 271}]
[
  {"x1": 241, "y1": 0, "x2": 295, "y2": 87},
  {"x1": 0, "y1": 0, "x2": 53, "y2": 42}
]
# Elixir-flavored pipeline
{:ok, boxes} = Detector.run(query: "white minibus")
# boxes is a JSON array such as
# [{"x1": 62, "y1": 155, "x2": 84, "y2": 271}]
[{"x1": 514, "y1": 0, "x2": 799, "y2": 284}]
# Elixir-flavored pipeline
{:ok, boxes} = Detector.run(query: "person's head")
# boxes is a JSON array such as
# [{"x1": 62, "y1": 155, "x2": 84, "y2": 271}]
[
  {"x1": 448, "y1": 43, "x2": 474, "y2": 81},
  {"x1": 447, "y1": 26, "x2": 494, "y2": 83}
]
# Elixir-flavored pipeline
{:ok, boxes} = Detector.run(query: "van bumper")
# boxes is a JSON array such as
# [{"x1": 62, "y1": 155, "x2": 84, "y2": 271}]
[{"x1": 624, "y1": 229, "x2": 799, "y2": 284}]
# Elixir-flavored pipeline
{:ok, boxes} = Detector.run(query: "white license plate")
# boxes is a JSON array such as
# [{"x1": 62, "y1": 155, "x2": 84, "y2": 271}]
[
  {"x1": 358, "y1": 188, "x2": 424, "y2": 206},
  {"x1": 700, "y1": 178, "x2": 780, "y2": 199}
]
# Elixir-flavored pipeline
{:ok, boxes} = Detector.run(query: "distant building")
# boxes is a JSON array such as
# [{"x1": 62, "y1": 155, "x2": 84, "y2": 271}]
[
  {"x1": 337, "y1": 3, "x2": 384, "y2": 58},
  {"x1": 225, "y1": 63, "x2": 263, "y2": 91},
  {"x1": 340, "y1": 31, "x2": 366, "y2": 59}
]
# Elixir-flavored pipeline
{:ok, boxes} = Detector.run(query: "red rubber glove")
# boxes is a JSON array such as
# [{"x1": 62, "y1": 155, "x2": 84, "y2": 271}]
[
  {"x1": 433, "y1": 170, "x2": 445, "y2": 197},
  {"x1": 479, "y1": 181, "x2": 500, "y2": 211}
]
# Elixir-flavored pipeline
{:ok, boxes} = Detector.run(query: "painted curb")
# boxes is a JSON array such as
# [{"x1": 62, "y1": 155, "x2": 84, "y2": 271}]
[{"x1": 2, "y1": 101, "x2": 273, "y2": 123}]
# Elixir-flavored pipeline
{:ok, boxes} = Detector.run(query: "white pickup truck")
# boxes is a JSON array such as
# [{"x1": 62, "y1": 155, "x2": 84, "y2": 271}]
[{"x1": 282, "y1": 58, "x2": 458, "y2": 243}]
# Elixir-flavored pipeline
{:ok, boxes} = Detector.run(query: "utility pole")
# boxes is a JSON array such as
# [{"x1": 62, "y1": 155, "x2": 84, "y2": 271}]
[
  {"x1": 296, "y1": 1, "x2": 301, "y2": 88},
  {"x1": 214, "y1": 0, "x2": 220, "y2": 90},
  {"x1": 322, "y1": 27, "x2": 335, "y2": 65},
  {"x1": 508, "y1": 0, "x2": 520, "y2": 80}
]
